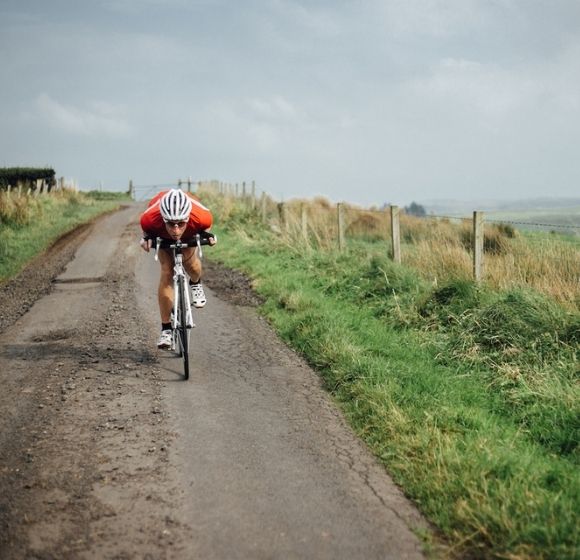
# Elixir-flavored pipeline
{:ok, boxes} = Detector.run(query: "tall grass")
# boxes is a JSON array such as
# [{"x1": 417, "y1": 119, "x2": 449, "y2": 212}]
[
  {"x1": 0, "y1": 189, "x2": 127, "y2": 281},
  {"x1": 0, "y1": 188, "x2": 44, "y2": 226},
  {"x1": 227, "y1": 192, "x2": 579, "y2": 308}
]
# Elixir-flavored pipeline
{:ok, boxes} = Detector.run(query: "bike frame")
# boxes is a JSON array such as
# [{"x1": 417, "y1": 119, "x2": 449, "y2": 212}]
[{"x1": 171, "y1": 249, "x2": 194, "y2": 333}]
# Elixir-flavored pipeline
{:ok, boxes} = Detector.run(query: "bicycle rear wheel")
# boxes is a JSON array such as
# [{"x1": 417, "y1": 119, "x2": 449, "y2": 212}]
[{"x1": 176, "y1": 276, "x2": 190, "y2": 380}]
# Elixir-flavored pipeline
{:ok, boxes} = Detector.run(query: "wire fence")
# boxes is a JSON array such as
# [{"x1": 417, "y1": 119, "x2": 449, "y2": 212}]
[
  {"x1": 176, "y1": 181, "x2": 579, "y2": 306},
  {"x1": 427, "y1": 214, "x2": 580, "y2": 233},
  {"x1": 127, "y1": 178, "x2": 579, "y2": 304}
]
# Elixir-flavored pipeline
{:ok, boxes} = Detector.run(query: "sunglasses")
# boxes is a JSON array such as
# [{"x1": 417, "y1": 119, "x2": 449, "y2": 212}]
[{"x1": 165, "y1": 220, "x2": 188, "y2": 228}]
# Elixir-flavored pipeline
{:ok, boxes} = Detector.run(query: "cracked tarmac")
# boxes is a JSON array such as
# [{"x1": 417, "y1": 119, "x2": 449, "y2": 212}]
[{"x1": 0, "y1": 204, "x2": 430, "y2": 559}]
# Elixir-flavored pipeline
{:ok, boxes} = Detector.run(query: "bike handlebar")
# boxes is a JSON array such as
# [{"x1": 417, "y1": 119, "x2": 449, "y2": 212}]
[
  {"x1": 152, "y1": 232, "x2": 216, "y2": 261},
  {"x1": 155, "y1": 233, "x2": 215, "y2": 250}
]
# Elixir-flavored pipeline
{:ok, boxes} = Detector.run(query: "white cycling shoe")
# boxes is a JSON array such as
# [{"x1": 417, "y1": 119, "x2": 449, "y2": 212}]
[
  {"x1": 190, "y1": 282, "x2": 207, "y2": 308},
  {"x1": 157, "y1": 329, "x2": 173, "y2": 350}
]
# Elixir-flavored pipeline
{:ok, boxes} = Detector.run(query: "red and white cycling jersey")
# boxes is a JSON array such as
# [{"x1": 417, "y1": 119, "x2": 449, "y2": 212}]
[{"x1": 140, "y1": 190, "x2": 213, "y2": 240}]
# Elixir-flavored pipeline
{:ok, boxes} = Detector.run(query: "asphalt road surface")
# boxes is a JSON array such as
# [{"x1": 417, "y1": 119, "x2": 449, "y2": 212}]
[{"x1": 0, "y1": 204, "x2": 429, "y2": 559}]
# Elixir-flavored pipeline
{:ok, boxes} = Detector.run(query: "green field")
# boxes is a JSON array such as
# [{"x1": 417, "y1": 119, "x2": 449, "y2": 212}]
[
  {"x1": 429, "y1": 202, "x2": 580, "y2": 237},
  {"x1": 487, "y1": 205, "x2": 580, "y2": 234},
  {"x1": 206, "y1": 192, "x2": 579, "y2": 560}
]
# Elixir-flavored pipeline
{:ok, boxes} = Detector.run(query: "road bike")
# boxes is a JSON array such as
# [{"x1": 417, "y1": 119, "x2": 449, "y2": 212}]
[{"x1": 154, "y1": 233, "x2": 215, "y2": 380}]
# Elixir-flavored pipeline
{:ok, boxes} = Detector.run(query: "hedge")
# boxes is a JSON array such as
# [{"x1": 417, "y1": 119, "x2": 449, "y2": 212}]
[{"x1": 0, "y1": 167, "x2": 56, "y2": 190}]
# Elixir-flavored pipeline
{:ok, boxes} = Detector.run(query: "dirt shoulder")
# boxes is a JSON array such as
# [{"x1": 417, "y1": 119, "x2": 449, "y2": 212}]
[{"x1": 0, "y1": 224, "x2": 93, "y2": 333}]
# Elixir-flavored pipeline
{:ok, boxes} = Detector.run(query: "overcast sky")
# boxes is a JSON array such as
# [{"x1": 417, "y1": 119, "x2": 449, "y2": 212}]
[{"x1": 1, "y1": 0, "x2": 579, "y2": 206}]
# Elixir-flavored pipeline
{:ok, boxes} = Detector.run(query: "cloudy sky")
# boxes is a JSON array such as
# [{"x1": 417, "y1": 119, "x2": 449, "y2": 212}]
[{"x1": 1, "y1": 0, "x2": 579, "y2": 206}]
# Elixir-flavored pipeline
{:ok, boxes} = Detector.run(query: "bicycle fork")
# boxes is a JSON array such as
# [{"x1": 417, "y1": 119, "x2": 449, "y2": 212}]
[{"x1": 172, "y1": 269, "x2": 194, "y2": 330}]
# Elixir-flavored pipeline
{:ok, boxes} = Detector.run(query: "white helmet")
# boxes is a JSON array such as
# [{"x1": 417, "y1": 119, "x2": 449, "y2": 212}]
[{"x1": 159, "y1": 189, "x2": 192, "y2": 222}]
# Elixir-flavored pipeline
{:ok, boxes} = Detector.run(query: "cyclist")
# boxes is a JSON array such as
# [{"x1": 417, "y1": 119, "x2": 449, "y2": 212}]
[{"x1": 139, "y1": 188, "x2": 216, "y2": 349}]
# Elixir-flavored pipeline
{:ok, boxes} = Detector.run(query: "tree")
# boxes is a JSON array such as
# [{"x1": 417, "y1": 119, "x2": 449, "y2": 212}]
[{"x1": 404, "y1": 201, "x2": 426, "y2": 217}]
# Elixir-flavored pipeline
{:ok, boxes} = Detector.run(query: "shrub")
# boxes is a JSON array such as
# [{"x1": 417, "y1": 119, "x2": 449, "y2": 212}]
[
  {"x1": 496, "y1": 222, "x2": 518, "y2": 238},
  {"x1": 459, "y1": 223, "x2": 512, "y2": 255},
  {"x1": 346, "y1": 212, "x2": 385, "y2": 241}
]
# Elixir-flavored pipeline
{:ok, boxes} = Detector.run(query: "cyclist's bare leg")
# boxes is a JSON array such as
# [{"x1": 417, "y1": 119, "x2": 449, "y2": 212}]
[
  {"x1": 182, "y1": 247, "x2": 202, "y2": 284},
  {"x1": 157, "y1": 249, "x2": 174, "y2": 323}
]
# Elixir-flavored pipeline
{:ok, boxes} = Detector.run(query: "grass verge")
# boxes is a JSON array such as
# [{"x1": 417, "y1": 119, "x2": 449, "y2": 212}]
[
  {"x1": 209, "y1": 223, "x2": 579, "y2": 560},
  {"x1": 0, "y1": 190, "x2": 129, "y2": 282}
]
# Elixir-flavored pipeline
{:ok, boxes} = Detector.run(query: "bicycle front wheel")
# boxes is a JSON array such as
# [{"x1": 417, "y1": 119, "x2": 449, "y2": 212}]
[{"x1": 176, "y1": 276, "x2": 190, "y2": 380}]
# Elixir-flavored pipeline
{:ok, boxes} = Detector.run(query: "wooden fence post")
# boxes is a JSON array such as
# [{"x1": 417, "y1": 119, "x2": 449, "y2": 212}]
[
  {"x1": 261, "y1": 192, "x2": 267, "y2": 223},
  {"x1": 390, "y1": 205, "x2": 401, "y2": 263},
  {"x1": 128, "y1": 180, "x2": 134, "y2": 199},
  {"x1": 278, "y1": 202, "x2": 288, "y2": 233},
  {"x1": 337, "y1": 203, "x2": 345, "y2": 251},
  {"x1": 473, "y1": 211, "x2": 484, "y2": 282},
  {"x1": 251, "y1": 181, "x2": 256, "y2": 209}
]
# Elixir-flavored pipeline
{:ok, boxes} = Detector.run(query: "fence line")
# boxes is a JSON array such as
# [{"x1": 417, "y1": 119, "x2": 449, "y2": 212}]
[
  {"x1": 332, "y1": 206, "x2": 580, "y2": 233},
  {"x1": 155, "y1": 178, "x2": 579, "y2": 235},
  {"x1": 270, "y1": 202, "x2": 492, "y2": 283},
  {"x1": 126, "y1": 179, "x2": 579, "y2": 289}
]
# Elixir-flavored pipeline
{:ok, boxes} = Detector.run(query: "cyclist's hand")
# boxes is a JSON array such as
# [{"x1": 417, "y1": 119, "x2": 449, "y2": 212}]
[
  {"x1": 204, "y1": 231, "x2": 217, "y2": 246},
  {"x1": 140, "y1": 237, "x2": 152, "y2": 252}
]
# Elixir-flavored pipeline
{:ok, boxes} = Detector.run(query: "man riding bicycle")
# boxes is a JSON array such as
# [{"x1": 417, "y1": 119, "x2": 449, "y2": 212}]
[{"x1": 139, "y1": 188, "x2": 216, "y2": 349}]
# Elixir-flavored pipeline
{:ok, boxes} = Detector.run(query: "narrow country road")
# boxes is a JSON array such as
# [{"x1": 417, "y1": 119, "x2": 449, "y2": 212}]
[{"x1": 0, "y1": 204, "x2": 429, "y2": 559}]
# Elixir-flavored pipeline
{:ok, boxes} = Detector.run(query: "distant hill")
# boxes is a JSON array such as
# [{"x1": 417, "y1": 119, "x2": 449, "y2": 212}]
[
  {"x1": 420, "y1": 197, "x2": 580, "y2": 216},
  {"x1": 418, "y1": 198, "x2": 580, "y2": 234}
]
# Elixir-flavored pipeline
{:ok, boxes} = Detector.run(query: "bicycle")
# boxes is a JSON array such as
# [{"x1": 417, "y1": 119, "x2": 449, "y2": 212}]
[{"x1": 154, "y1": 232, "x2": 215, "y2": 380}]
